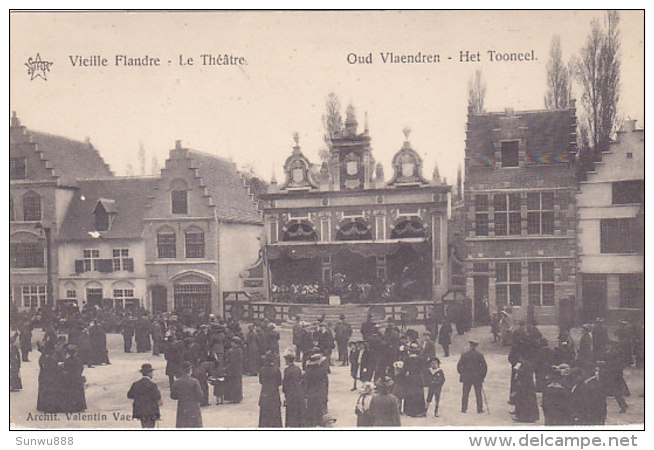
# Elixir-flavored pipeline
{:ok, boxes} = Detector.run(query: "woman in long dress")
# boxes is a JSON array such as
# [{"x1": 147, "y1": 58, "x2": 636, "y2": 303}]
[
  {"x1": 224, "y1": 337, "x2": 244, "y2": 403},
  {"x1": 258, "y1": 351, "x2": 282, "y2": 427},
  {"x1": 513, "y1": 358, "x2": 539, "y2": 423},
  {"x1": 402, "y1": 347, "x2": 426, "y2": 417},
  {"x1": 302, "y1": 352, "x2": 329, "y2": 427}
]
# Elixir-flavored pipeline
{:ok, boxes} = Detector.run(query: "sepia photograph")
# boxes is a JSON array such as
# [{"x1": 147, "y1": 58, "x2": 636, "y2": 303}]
[{"x1": 8, "y1": 10, "x2": 644, "y2": 431}]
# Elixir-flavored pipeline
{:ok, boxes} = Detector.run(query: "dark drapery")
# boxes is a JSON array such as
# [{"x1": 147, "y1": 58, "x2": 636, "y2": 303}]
[{"x1": 266, "y1": 241, "x2": 429, "y2": 261}]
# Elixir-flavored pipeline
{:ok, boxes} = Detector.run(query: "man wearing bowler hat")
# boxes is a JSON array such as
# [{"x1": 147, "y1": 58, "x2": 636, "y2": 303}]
[
  {"x1": 127, "y1": 363, "x2": 163, "y2": 428},
  {"x1": 457, "y1": 340, "x2": 487, "y2": 414}
]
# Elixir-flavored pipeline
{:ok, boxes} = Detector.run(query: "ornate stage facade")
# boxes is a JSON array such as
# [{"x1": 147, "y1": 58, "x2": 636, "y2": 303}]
[{"x1": 242, "y1": 106, "x2": 451, "y2": 318}]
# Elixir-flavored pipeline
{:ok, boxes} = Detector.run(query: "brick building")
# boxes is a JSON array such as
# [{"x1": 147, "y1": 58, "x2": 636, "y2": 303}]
[
  {"x1": 576, "y1": 120, "x2": 644, "y2": 322},
  {"x1": 463, "y1": 105, "x2": 578, "y2": 325}
]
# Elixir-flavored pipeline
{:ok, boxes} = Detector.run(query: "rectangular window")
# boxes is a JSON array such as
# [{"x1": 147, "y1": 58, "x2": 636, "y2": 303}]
[
  {"x1": 612, "y1": 180, "x2": 644, "y2": 205},
  {"x1": 171, "y1": 190, "x2": 188, "y2": 214},
  {"x1": 527, "y1": 192, "x2": 555, "y2": 235},
  {"x1": 10, "y1": 157, "x2": 26, "y2": 180},
  {"x1": 289, "y1": 211, "x2": 310, "y2": 220},
  {"x1": 113, "y1": 288, "x2": 135, "y2": 299},
  {"x1": 10, "y1": 243, "x2": 44, "y2": 268},
  {"x1": 112, "y1": 248, "x2": 129, "y2": 271},
  {"x1": 494, "y1": 193, "x2": 521, "y2": 236},
  {"x1": 495, "y1": 262, "x2": 521, "y2": 306},
  {"x1": 22, "y1": 285, "x2": 46, "y2": 308},
  {"x1": 475, "y1": 194, "x2": 489, "y2": 236},
  {"x1": 619, "y1": 274, "x2": 643, "y2": 309},
  {"x1": 375, "y1": 216, "x2": 385, "y2": 240},
  {"x1": 501, "y1": 141, "x2": 520, "y2": 167},
  {"x1": 321, "y1": 218, "x2": 331, "y2": 242},
  {"x1": 23, "y1": 195, "x2": 41, "y2": 221},
  {"x1": 83, "y1": 249, "x2": 100, "y2": 271},
  {"x1": 528, "y1": 262, "x2": 555, "y2": 306},
  {"x1": 66, "y1": 290, "x2": 77, "y2": 299},
  {"x1": 268, "y1": 221, "x2": 278, "y2": 245},
  {"x1": 600, "y1": 218, "x2": 643, "y2": 253},
  {"x1": 157, "y1": 233, "x2": 176, "y2": 258},
  {"x1": 185, "y1": 231, "x2": 205, "y2": 258}
]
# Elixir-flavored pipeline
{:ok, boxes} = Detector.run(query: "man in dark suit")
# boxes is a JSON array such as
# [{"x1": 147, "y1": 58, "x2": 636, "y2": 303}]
[
  {"x1": 457, "y1": 340, "x2": 488, "y2": 413},
  {"x1": 127, "y1": 363, "x2": 162, "y2": 428}
]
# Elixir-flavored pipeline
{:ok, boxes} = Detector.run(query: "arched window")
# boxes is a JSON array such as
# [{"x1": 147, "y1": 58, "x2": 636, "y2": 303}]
[
  {"x1": 282, "y1": 220, "x2": 317, "y2": 242},
  {"x1": 23, "y1": 191, "x2": 41, "y2": 221},
  {"x1": 336, "y1": 218, "x2": 372, "y2": 241},
  {"x1": 185, "y1": 227, "x2": 205, "y2": 258},
  {"x1": 157, "y1": 227, "x2": 176, "y2": 258},
  {"x1": 170, "y1": 179, "x2": 188, "y2": 215}
]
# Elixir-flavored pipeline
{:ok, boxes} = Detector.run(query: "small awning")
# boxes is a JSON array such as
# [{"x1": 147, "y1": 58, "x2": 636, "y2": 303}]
[{"x1": 266, "y1": 240, "x2": 429, "y2": 260}]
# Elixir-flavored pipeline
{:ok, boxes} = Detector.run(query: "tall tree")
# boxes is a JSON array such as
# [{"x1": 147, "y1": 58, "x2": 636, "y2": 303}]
[
  {"x1": 467, "y1": 69, "x2": 486, "y2": 113},
  {"x1": 150, "y1": 154, "x2": 160, "y2": 175},
  {"x1": 138, "y1": 142, "x2": 147, "y2": 175},
  {"x1": 575, "y1": 10, "x2": 621, "y2": 155},
  {"x1": 319, "y1": 92, "x2": 343, "y2": 161},
  {"x1": 544, "y1": 35, "x2": 572, "y2": 109}
]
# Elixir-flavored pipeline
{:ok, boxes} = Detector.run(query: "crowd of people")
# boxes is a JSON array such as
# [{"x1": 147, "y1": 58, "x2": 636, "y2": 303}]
[
  {"x1": 270, "y1": 273, "x2": 430, "y2": 304},
  {"x1": 10, "y1": 303, "x2": 643, "y2": 429},
  {"x1": 505, "y1": 318, "x2": 642, "y2": 425}
]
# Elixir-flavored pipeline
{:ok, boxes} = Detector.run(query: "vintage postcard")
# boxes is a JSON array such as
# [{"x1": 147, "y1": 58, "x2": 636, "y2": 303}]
[{"x1": 9, "y1": 10, "x2": 644, "y2": 432}]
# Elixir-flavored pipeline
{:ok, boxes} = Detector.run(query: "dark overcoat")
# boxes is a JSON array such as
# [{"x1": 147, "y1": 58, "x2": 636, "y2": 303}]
[
  {"x1": 283, "y1": 364, "x2": 306, "y2": 427},
  {"x1": 171, "y1": 374, "x2": 204, "y2": 428},
  {"x1": 258, "y1": 365, "x2": 282, "y2": 427},
  {"x1": 127, "y1": 377, "x2": 161, "y2": 421}
]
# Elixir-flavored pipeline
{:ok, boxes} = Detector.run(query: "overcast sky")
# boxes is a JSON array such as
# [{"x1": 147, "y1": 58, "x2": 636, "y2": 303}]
[{"x1": 10, "y1": 11, "x2": 644, "y2": 185}]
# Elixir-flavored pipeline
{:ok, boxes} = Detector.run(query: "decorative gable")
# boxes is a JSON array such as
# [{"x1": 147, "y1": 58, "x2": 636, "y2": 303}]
[
  {"x1": 388, "y1": 128, "x2": 429, "y2": 187},
  {"x1": 280, "y1": 133, "x2": 318, "y2": 191}
]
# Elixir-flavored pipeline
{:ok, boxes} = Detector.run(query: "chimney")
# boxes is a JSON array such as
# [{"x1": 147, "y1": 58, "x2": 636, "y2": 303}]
[{"x1": 175, "y1": 140, "x2": 182, "y2": 150}]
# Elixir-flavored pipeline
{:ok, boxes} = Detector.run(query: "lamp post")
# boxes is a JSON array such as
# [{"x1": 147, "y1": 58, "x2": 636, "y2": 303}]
[{"x1": 35, "y1": 223, "x2": 54, "y2": 311}]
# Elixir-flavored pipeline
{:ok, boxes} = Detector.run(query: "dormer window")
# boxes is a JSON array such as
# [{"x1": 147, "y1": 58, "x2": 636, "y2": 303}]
[
  {"x1": 93, "y1": 198, "x2": 116, "y2": 232},
  {"x1": 501, "y1": 141, "x2": 520, "y2": 167}
]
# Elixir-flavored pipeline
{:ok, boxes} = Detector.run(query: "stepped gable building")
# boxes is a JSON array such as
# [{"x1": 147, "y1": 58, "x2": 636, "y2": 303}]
[
  {"x1": 10, "y1": 112, "x2": 114, "y2": 311},
  {"x1": 257, "y1": 106, "x2": 451, "y2": 317},
  {"x1": 576, "y1": 120, "x2": 644, "y2": 323},
  {"x1": 464, "y1": 104, "x2": 578, "y2": 325},
  {"x1": 143, "y1": 141, "x2": 262, "y2": 316},
  {"x1": 56, "y1": 177, "x2": 157, "y2": 310},
  {"x1": 10, "y1": 113, "x2": 263, "y2": 316}
]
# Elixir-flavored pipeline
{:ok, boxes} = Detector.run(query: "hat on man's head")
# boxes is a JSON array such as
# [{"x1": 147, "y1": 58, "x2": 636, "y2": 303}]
[
  {"x1": 339, "y1": 314, "x2": 346, "y2": 320},
  {"x1": 283, "y1": 348, "x2": 296, "y2": 359},
  {"x1": 468, "y1": 340, "x2": 479, "y2": 347},
  {"x1": 140, "y1": 363, "x2": 154, "y2": 374},
  {"x1": 582, "y1": 323, "x2": 593, "y2": 332},
  {"x1": 182, "y1": 361, "x2": 193, "y2": 372}
]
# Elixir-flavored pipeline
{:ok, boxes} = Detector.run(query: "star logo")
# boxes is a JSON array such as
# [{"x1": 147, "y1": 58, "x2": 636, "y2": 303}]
[{"x1": 25, "y1": 53, "x2": 54, "y2": 81}]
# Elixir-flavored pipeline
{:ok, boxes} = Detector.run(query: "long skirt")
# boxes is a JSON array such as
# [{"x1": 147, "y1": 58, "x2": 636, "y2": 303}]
[
  {"x1": 306, "y1": 397, "x2": 326, "y2": 427},
  {"x1": 404, "y1": 390, "x2": 426, "y2": 417},
  {"x1": 10, "y1": 369, "x2": 22, "y2": 391},
  {"x1": 224, "y1": 376, "x2": 243, "y2": 403},
  {"x1": 258, "y1": 405, "x2": 282, "y2": 428},
  {"x1": 284, "y1": 397, "x2": 306, "y2": 427},
  {"x1": 515, "y1": 389, "x2": 539, "y2": 422}
]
